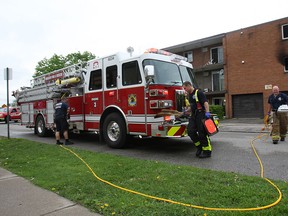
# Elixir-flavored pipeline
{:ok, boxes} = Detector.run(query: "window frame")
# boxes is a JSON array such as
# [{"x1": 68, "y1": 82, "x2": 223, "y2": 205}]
[
  {"x1": 282, "y1": 24, "x2": 288, "y2": 40},
  {"x1": 122, "y1": 60, "x2": 142, "y2": 86},
  {"x1": 89, "y1": 69, "x2": 102, "y2": 91},
  {"x1": 284, "y1": 57, "x2": 288, "y2": 72},
  {"x1": 106, "y1": 65, "x2": 118, "y2": 89},
  {"x1": 210, "y1": 46, "x2": 223, "y2": 64},
  {"x1": 184, "y1": 51, "x2": 193, "y2": 62},
  {"x1": 212, "y1": 97, "x2": 225, "y2": 106},
  {"x1": 212, "y1": 69, "x2": 224, "y2": 91}
]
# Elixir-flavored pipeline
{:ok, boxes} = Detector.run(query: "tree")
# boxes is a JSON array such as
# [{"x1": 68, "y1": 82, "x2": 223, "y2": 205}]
[{"x1": 34, "y1": 51, "x2": 96, "y2": 77}]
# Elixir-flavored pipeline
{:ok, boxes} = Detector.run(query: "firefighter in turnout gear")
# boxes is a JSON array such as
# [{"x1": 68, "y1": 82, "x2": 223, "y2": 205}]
[
  {"x1": 182, "y1": 81, "x2": 212, "y2": 158},
  {"x1": 268, "y1": 86, "x2": 288, "y2": 144}
]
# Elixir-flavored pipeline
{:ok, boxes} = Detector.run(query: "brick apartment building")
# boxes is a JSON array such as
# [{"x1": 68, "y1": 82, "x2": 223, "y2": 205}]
[{"x1": 164, "y1": 17, "x2": 288, "y2": 118}]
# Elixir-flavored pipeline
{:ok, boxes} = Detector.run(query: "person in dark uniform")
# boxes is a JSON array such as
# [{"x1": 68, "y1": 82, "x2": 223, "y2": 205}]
[
  {"x1": 267, "y1": 86, "x2": 288, "y2": 144},
  {"x1": 54, "y1": 96, "x2": 73, "y2": 145},
  {"x1": 182, "y1": 81, "x2": 212, "y2": 158}
]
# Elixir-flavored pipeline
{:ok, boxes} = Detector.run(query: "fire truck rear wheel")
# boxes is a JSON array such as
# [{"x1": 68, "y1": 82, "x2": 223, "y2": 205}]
[
  {"x1": 103, "y1": 113, "x2": 127, "y2": 148},
  {"x1": 35, "y1": 115, "x2": 47, "y2": 137}
]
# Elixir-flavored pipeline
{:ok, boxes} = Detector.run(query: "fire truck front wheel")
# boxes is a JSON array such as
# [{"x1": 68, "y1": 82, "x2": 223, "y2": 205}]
[
  {"x1": 35, "y1": 115, "x2": 47, "y2": 137},
  {"x1": 103, "y1": 113, "x2": 127, "y2": 149}
]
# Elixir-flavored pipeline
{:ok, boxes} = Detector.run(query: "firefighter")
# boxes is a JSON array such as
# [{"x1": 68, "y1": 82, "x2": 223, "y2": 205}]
[
  {"x1": 182, "y1": 81, "x2": 212, "y2": 158},
  {"x1": 54, "y1": 96, "x2": 74, "y2": 145},
  {"x1": 267, "y1": 86, "x2": 288, "y2": 144}
]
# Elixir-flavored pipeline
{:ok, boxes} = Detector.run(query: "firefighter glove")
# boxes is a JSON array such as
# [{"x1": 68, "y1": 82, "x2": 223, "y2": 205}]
[{"x1": 205, "y1": 112, "x2": 211, "y2": 119}]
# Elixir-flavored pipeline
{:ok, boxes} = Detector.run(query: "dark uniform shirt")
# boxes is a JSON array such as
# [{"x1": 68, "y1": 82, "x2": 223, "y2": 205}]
[
  {"x1": 54, "y1": 102, "x2": 68, "y2": 119},
  {"x1": 268, "y1": 93, "x2": 288, "y2": 111},
  {"x1": 188, "y1": 89, "x2": 208, "y2": 112}
]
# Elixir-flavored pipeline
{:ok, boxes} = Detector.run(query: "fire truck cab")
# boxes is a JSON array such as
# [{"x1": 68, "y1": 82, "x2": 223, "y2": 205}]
[{"x1": 14, "y1": 48, "x2": 197, "y2": 148}]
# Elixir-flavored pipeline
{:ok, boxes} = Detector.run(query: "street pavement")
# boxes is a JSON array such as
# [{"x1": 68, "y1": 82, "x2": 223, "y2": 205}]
[
  {"x1": 0, "y1": 118, "x2": 282, "y2": 216},
  {"x1": 219, "y1": 118, "x2": 265, "y2": 133}
]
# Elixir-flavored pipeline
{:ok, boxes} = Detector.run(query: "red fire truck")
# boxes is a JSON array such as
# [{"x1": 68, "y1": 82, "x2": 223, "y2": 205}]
[{"x1": 13, "y1": 48, "x2": 197, "y2": 148}]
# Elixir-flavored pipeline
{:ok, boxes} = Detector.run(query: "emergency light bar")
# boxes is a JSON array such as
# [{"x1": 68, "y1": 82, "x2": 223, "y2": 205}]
[
  {"x1": 145, "y1": 48, "x2": 172, "y2": 56},
  {"x1": 145, "y1": 48, "x2": 188, "y2": 62}
]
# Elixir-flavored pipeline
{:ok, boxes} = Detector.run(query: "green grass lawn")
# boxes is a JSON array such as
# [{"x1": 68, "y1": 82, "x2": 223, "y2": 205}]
[{"x1": 0, "y1": 137, "x2": 287, "y2": 216}]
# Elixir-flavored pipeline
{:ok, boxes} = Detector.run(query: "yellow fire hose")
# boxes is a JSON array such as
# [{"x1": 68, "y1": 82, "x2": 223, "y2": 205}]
[{"x1": 60, "y1": 122, "x2": 282, "y2": 212}]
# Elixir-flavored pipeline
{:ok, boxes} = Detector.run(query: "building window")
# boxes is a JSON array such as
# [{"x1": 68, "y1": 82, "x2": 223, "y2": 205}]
[
  {"x1": 122, "y1": 61, "x2": 142, "y2": 86},
  {"x1": 284, "y1": 57, "x2": 288, "y2": 72},
  {"x1": 212, "y1": 69, "x2": 224, "y2": 91},
  {"x1": 212, "y1": 97, "x2": 225, "y2": 106},
  {"x1": 282, "y1": 24, "x2": 288, "y2": 40},
  {"x1": 184, "y1": 51, "x2": 193, "y2": 62},
  {"x1": 106, "y1": 65, "x2": 117, "y2": 88},
  {"x1": 210, "y1": 46, "x2": 223, "y2": 64}
]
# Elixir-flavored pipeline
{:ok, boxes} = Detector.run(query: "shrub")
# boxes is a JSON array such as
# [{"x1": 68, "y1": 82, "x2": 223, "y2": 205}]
[{"x1": 210, "y1": 105, "x2": 225, "y2": 119}]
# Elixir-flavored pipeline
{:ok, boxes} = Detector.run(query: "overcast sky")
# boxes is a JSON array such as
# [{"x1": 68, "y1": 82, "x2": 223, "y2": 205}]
[{"x1": 0, "y1": 0, "x2": 287, "y2": 106}]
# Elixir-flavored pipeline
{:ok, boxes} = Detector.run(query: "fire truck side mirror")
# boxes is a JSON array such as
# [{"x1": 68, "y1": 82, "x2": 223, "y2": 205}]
[{"x1": 144, "y1": 65, "x2": 155, "y2": 79}]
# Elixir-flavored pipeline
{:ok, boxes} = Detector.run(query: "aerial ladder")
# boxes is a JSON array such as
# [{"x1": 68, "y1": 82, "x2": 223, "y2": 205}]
[{"x1": 14, "y1": 62, "x2": 87, "y2": 103}]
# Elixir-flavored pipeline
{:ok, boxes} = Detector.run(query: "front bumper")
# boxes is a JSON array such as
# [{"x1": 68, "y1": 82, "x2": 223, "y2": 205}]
[{"x1": 151, "y1": 121, "x2": 188, "y2": 138}]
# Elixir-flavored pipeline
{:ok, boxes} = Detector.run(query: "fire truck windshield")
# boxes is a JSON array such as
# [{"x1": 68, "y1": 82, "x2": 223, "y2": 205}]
[{"x1": 143, "y1": 59, "x2": 196, "y2": 86}]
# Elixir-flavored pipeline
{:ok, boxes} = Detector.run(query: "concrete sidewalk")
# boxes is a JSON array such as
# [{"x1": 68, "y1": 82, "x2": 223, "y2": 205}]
[{"x1": 0, "y1": 167, "x2": 101, "y2": 216}]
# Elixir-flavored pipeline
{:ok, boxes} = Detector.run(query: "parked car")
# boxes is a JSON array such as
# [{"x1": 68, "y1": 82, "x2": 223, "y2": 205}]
[{"x1": 0, "y1": 107, "x2": 21, "y2": 123}]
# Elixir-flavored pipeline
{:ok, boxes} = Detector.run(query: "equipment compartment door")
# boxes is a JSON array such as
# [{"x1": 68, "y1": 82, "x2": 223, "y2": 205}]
[
  {"x1": 21, "y1": 104, "x2": 29, "y2": 123},
  {"x1": 69, "y1": 96, "x2": 84, "y2": 130},
  {"x1": 46, "y1": 100, "x2": 54, "y2": 124},
  {"x1": 29, "y1": 103, "x2": 34, "y2": 123}
]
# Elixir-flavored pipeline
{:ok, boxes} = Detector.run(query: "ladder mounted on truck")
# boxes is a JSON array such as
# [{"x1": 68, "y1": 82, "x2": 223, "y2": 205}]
[
  {"x1": 14, "y1": 62, "x2": 87, "y2": 103},
  {"x1": 32, "y1": 62, "x2": 86, "y2": 87}
]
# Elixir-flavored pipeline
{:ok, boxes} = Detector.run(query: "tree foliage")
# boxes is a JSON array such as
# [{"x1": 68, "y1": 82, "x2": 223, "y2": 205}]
[{"x1": 34, "y1": 51, "x2": 96, "y2": 77}]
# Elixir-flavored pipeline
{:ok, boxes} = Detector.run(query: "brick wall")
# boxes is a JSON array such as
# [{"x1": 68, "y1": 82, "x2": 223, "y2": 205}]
[{"x1": 225, "y1": 17, "x2": 288, "y2": 117}]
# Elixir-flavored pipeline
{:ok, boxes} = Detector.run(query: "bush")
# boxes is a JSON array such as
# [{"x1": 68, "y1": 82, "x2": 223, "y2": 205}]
[{"x1": 210, "y1": 105, "x2": 225, "y2": 119}]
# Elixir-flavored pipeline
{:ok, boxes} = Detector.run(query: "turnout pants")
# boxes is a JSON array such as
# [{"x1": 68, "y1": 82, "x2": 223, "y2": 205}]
[
  {"x1": 187, "y1": 111, "x2": 212, "y2": 152},
  {"x1": 271, "y1": 111, "x2": 288, "y2": 141}
]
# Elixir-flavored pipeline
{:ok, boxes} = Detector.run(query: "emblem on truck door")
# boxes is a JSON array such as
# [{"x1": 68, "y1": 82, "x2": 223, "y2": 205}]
[{"x1": 128, "y1": 94, "x2": 137, "y2": 107}]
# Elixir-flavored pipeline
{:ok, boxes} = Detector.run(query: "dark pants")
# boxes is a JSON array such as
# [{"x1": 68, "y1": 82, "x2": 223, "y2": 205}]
[
  {"x1": 54, "y1": 118, "x2": 69, "y2": 133},
  {"x1": 187, "y1": 111, "x2": 212, "y2": 152}
]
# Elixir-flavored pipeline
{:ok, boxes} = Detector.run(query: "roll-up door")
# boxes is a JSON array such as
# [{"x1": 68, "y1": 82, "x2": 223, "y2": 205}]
[{"x1": 232, "y1": 93, "x2": 263, "y2": 118}]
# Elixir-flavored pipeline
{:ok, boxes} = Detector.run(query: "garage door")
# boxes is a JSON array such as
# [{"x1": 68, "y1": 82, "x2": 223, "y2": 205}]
[{"x1": 232, "y1": 93, "x2": 263, "y2": 118}]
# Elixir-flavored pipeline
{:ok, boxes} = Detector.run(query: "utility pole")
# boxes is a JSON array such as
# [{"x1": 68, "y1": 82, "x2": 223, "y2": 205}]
[{"x1": 4, "y1": 68, "x2": 12, "y2": 139}]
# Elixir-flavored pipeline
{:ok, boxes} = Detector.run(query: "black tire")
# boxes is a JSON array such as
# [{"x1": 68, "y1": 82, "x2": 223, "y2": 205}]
[
  {"x1": 35, "y1": 115, "x2": 47, "y2": 137},
  {"x1": 102, "y1": 113, "x2": 127, "y2": 148}
]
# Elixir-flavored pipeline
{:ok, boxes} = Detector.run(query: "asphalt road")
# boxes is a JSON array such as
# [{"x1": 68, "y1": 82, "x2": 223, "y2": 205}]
[{"x1": 0, "y1": 122, "x2": 287, "y2": 182}]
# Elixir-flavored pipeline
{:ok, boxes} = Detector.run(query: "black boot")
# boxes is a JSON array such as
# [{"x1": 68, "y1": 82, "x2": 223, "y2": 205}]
[
  {"x1": 65, "y1": 140, "x2": 74, "y2": 145},
  {"x1": 196, "y1": 146, "x2": 202, "y2": 157},
  {"x1": 56, "y1": 140, "x2": 63, "y2": 145},
  {"x1": 273, "y1": 140, "x2": 278, "y2": 144},
  {"x1": 199, "y1": 150, "x2": 211, "y2": 158}
]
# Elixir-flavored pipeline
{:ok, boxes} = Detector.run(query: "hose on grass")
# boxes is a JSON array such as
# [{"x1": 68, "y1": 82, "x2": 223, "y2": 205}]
[{"x1": 60, "y1": 124, "x2": 282, "y2": 212}]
